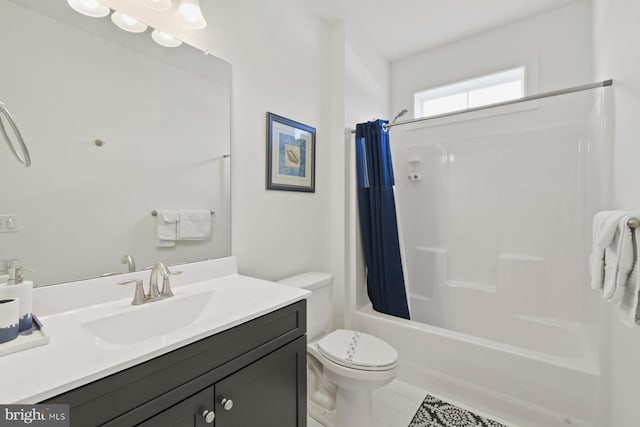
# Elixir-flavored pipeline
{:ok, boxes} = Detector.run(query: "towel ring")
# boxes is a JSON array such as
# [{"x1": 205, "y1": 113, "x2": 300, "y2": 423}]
[{"x1": 0, "y1": 101, "x2": 31, "y2": 167}]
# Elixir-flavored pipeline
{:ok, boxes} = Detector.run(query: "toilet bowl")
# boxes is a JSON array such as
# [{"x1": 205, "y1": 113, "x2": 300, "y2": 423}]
[
  {"x1": 278, "y1": 273, "x2": 399, "y2": 427},
  {"x1": 310, "y1": 329, "x2": 398, "y2": 427}
]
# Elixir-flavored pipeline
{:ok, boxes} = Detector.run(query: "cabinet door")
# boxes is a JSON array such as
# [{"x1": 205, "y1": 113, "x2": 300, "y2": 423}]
[
  {"x1": 137, "y1": 387, "x2": 215, "y2": 427},
  {"x1": 214, "y1": 336, "x2": 306, "y2": 427}
]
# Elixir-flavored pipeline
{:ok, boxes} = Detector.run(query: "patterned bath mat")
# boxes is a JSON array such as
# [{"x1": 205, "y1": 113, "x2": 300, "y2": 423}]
[{"x1": 409, "y1": 395, "x2": 507, "y2": 427}]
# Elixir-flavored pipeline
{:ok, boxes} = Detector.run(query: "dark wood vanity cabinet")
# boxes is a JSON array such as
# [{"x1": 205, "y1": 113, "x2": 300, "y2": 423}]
[{"x1": 43, "y1": 301, "x2": 307, "y2": 427}]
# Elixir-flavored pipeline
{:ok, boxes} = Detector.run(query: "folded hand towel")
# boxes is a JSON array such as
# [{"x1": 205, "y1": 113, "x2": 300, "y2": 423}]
[
  {"x1": 590, "y1": 211, "x2": 626, "y2": 291},
  {"x1": 619, "y1": 244, "x2": 640, "y2": 327},
  {"x1": 606, "y1": 214, "x2": 636, "y2": 303},
  {"x1": 156, "y1": 209, "x2": 179, "y2": 247},
  {"x1": 177, "y1": 209, "x2": 211, "y2": 240},
  {"x1": 590, "y1": 211, "x2": 640, "y2": 327}
]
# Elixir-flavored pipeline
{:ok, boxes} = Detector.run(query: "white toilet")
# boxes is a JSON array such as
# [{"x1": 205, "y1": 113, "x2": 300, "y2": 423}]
[{"x1": 278, "y1": 272, "x2": 398, "y2": 427}]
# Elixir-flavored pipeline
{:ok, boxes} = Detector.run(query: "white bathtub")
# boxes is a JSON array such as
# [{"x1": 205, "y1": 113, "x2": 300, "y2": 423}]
[{"x1": 353, "y1": 304, "x2": 604, "y2": 427}]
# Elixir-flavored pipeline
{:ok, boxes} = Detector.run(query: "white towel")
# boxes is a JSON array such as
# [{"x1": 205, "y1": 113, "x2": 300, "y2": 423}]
[
  {"x1": 619, "y1": 243, "x2": 640, "y2": 327},
  {"x1": 606, "y1": 214, "x2": 636, "y2": 303},
  {"x1": 590, "y1": 211, "x2": 626, "y2": 291},
  {"x1": 603, "y1": 215, "x2": 636, "y2": 302},
  {"x1": 177, "y1": 209, "x2": 211, "y2": 240},
  {"x1": 156, "y1": 210, "x2": 179, "y2": 247}
]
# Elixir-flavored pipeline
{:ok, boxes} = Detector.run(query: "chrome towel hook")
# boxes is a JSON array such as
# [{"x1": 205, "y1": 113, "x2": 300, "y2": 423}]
[{"x1": 0, "y1": 101, "x2": 31, "y2": 167}]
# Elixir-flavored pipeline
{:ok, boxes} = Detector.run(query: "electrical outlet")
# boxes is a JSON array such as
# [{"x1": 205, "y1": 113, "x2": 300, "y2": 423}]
[{"x1": 0, "y1": 215, "x2": 19, "y2": 233}]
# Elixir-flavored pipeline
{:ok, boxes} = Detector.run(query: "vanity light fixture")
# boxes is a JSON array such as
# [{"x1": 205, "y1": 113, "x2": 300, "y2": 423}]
[
  {"x1": 140, "y1": 0, "x2": 172, "y2": 11},
  {"x1": 67, "y1": 0, "x2": 205, "y2": 50},
  {"x1": 67, "y1": 0, "x2": 109, "y2": 18},
  {"x1": 111, "y1": 11, "x2": 148, "y2": 33},
  {"x1": 151, "y1": 29, "x2": 183, "y2": 47},
  {"x1": 174, "y1": 0, "x2": 207, "y2": 30}
]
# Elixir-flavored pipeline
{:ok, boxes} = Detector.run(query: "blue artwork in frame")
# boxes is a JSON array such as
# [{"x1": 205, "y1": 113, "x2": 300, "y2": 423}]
[
  {"x1": 278, "y1": 132, "x2": 307, "y2": 178},
  {"x1": 266, "y1": 112, "x2": 316, "y2": 192}
]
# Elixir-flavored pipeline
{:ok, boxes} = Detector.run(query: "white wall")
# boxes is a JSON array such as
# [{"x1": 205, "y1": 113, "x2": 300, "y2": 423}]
[
  {"x1": 102, "y1": 0, "x2": 334, "y2": 281},
  {"x1": 342, "y1": 30, "x2": 391, "y2": 327},
  {"x1": 327, "y1": 23, "x2": 391, "y2": 329},
  {"x1": 391, "y1": 1, "x2": 593, "y2": 122},
  {"x1": 345, "y1": 31, "x2": 391, "y2": 126},
  {"x1": 212, "y1": 1, "x2": 333, "y2": 281},
  {"x1": 593, "y1": 1, "x2": 640, "y2": 425}
]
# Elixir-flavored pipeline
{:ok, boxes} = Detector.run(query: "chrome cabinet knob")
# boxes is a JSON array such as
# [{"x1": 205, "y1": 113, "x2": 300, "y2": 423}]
[
  {"x1": 221, "y1": 398, "x2": 233, "y2": 411},
  {"x1": 202, "y1": 409, "x2": 215, "y2": 424}
]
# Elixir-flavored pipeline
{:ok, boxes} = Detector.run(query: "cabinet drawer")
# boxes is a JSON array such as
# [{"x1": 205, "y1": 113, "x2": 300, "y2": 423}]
[{"x1": 43, "y1": 300, "x2": 306, "y2": 426}]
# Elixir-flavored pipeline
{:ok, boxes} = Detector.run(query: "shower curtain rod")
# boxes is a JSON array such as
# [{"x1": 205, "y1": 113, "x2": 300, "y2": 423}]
[{"x1": 350, "y1": 79, "x2": 613, "y2": 134}]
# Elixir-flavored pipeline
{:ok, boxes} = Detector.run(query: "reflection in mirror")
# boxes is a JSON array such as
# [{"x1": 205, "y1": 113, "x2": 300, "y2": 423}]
[{"x1": 0, "y1": 0, "x2": 231, "y2": 287}]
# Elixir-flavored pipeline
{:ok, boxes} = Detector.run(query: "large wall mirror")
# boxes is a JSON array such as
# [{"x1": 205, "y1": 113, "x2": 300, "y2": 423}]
[{"x1": 0, "y1": 0, "x2": 231, "y2": 287}]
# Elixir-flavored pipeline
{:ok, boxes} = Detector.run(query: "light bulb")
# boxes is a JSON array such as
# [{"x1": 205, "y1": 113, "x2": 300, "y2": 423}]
[
  {"x1": 67, "y1": 0, "x2": 110, "y2": 18},
  {"x1": 151, "y1": 29, "x2": 183, "y2": 48},
  {"x1": 140, "y1": 0, "x2": 172, "y2": 11},
  {"x1": 111, "y1": 11, "x2": 148, "y2": 33},
  {"x1": 174, "y1": 0, "x2": 207, "y2": 30}
]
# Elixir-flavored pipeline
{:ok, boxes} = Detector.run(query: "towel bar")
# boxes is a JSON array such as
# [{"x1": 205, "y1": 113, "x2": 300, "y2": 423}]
[
  {"x1": 151, "y1": 210, "x2": 215, "y2": 217},
  {"x1": 627, "y1": 218, "x2": 640, "y2": 229}
]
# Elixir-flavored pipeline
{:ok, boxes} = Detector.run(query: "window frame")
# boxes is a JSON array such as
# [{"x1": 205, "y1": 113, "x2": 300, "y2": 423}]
[{"x1": 413, "y1": 66, "x2": 528, "y2": 121}]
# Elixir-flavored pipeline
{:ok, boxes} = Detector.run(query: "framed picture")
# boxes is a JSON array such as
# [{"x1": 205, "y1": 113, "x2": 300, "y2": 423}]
[{"x1": 266, "y1": 112, "x2": 316, "y2": 192}]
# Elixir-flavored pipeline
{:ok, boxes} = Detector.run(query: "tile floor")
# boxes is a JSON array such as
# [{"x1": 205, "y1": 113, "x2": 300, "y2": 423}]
[
  {"x1": 307, "y1": 380, "x2": 511, "y2": 427},
  {"x1": 372, "y1": 380, "x2": 427, "y2": 427},
  {"x1": 306, "y1": 380, "x2": 428, "y2": 427}
]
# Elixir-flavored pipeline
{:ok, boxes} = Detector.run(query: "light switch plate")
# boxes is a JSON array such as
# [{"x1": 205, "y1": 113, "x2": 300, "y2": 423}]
[{"x1": 0, "y1": 215, "x2": 19, "y2": 233}]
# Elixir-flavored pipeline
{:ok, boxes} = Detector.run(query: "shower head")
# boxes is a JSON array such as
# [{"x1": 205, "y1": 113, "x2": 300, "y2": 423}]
[{"x1": 391, "y1": 109, "x2": 408, "y2": 123}]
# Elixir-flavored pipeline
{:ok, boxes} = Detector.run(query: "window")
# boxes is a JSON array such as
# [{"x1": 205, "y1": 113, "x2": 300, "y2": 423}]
[{"x1": 414, "y1": 67, "x2": 525, "y2": 119}]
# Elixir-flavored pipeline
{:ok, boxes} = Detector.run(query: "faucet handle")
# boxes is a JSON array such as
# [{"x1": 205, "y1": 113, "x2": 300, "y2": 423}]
[
  {"x1": 158, "y1": 268, "x2": 181, "y2": 298},
  {"x1": 118, "y1": 279, "x2": 146, "y2": 305},
  {"x1": 160, "y1": 273, "x2": 174, "y2": 298}
]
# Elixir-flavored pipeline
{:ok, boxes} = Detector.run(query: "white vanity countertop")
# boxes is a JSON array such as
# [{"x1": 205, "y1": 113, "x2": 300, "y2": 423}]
[{"x1": 0, "y1": 257, "x2": 309, "y2": 403}]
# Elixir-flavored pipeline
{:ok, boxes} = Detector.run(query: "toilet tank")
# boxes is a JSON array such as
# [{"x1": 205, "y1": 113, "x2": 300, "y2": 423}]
[{"x1": 278, "y1": 272, "x2": 333, "y2": 341}]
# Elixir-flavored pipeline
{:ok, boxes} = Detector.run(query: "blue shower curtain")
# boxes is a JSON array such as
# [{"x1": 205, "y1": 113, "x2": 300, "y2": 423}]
[{"x1": 355, "y1": 120, "x2": 410, "y2": 319}]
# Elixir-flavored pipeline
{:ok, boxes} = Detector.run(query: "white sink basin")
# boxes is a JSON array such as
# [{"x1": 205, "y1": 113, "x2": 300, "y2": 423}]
[{"x1": 83, "y1": 291, "x2": 215, "y2": 346}]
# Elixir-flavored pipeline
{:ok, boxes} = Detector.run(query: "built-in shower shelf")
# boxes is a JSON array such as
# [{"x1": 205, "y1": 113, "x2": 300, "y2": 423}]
[{"x1": 446, "y1": 280, "x2": 496, "y2": 293}]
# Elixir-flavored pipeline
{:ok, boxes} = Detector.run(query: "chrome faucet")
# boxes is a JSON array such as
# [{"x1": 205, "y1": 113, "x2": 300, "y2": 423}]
[
  {"x1": 100, "y1": 254, "x2": 137, "y2": 277},
  {"x1": 118, "y1": 262, "x2": 178, "y2": 305},
  {"x1": 149, "y1": 262, "x2": 172, "y2": 299},
  {"x1": 121, "y1": 254, "x2": 136, "y2": 273}
]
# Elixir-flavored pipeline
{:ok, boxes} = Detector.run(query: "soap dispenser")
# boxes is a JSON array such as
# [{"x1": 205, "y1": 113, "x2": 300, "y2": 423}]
[
  {"x1": 0, "y1": 260, "x2": 33, "y2": 332},
  {"x1": 0, "y1": 299, "x2": 19, "y2": 344}
]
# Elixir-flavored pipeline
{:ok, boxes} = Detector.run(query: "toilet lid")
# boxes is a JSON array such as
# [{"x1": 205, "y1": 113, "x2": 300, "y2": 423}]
[{"x1": 317, "y1": 329, "x2": 398, "y2": 371}]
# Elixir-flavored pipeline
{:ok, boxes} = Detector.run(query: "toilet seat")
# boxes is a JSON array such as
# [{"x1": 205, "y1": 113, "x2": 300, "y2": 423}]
[{"x1": 317, "y1": 329, "x2": 398, "y2": 371}]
